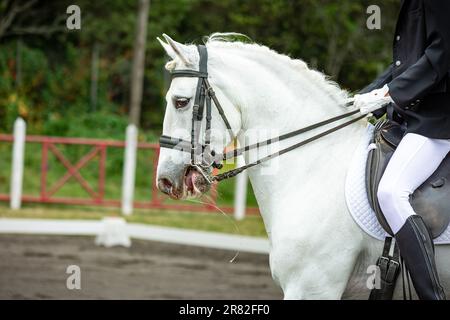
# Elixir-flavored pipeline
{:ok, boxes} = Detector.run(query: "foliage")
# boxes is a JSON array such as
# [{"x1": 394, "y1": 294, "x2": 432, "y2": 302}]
[{"x1": 0, "y1": 0, "x2": 400, "y2": 137}]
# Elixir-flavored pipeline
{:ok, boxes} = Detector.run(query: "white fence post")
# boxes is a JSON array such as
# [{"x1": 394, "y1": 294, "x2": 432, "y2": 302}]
[
  {"x1": 10, "y1": 118, "x2": 26, "y2": 210},
  {"x1": 121, "y1": 124, "x2": 138, "y2": 215},
  {"x1": 234, "y1": 155, "x2": 248, "y2": 221}
]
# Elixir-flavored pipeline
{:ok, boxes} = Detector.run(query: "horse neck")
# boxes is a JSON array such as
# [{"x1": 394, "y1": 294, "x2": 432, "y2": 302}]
[
  {"x1": 209, "y1": 46, "x2": 367, "y2": 234},
  {"x1": 209, "y1": 46, "x2": 348, "y2": 131}
]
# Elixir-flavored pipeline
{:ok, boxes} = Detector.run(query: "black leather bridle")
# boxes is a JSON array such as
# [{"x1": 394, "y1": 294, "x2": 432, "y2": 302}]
[
  {"x1": 159, "y1": 45, "x2": 230, "y2": 184},
  {"x1": 159, "y1": 45, "x2": 365, "y2": 184}
]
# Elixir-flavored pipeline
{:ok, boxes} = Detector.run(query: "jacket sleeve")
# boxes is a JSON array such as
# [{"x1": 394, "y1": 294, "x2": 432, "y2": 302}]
[{"x1": 388, "y1": 0, "x2": 450, "y2": 108}]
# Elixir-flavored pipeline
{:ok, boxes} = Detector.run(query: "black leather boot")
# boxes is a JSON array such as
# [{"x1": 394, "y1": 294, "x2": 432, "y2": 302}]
[{"x1": 395, "y1": 215, "x2": 446, "y2": 300}]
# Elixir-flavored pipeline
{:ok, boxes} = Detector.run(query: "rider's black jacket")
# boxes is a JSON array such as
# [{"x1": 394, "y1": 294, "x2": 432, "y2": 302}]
[{"x1": 361, "y1": 0, "x2": 450, "y2": 139}]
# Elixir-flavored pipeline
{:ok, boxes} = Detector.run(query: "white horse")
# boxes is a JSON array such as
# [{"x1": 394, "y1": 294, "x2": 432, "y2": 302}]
[{"x1": 155, "y1": 33, "x2": 450, "y2": 299}]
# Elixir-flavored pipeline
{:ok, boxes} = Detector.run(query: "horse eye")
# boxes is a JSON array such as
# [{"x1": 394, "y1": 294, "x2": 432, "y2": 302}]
[{"x1": 174, "y1": 98, "x2": 190, "y2": 109}]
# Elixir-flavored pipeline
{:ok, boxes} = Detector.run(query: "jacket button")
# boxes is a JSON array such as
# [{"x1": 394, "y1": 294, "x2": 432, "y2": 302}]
[
  {"x1": 395, "y1": 60, "x2": 402, "y2": 66},
  {"x1": 396, "y1": 35, "x2": 401, "y2": 41}
]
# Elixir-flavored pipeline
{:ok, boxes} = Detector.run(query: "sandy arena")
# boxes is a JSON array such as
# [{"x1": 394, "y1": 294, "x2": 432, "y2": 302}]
[{"x1": 0, "y1": 234, "x2": 282, "y2": 299}]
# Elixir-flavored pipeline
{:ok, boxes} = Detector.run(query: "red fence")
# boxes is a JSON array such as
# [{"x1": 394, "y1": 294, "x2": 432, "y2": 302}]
[{"x1": 0, "y1": 134, "x2": 259, "y2": 215}]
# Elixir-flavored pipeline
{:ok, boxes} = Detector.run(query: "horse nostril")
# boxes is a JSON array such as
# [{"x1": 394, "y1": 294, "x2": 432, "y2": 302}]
[{"x1": 158, "y1": 177, "x2": 173, "y2": 194}]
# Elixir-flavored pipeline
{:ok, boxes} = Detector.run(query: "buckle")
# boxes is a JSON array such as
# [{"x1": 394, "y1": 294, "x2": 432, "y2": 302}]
[
  {"x1": 378, "y1": 256, "x2": 390, "y2": 266},
  {"x1": 378, "y1": 256, "x2": 400, "y2": 268},
  {"x1": 388, "y1": 259, "x2": 400, "y2": 268}
]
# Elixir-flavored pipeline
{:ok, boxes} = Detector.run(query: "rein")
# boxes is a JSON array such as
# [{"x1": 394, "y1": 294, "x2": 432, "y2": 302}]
[
  {"x1": 159, "y1": 44, "x2": 364, "y2": 183},
  {"x1": 214, "y1": 109, "x2": 364, "y2": 181}
]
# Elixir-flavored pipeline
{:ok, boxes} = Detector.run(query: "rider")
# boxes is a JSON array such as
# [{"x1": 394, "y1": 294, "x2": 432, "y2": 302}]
[{"x1": 354, "y1": 0, "x2": 450, "y2": 300}]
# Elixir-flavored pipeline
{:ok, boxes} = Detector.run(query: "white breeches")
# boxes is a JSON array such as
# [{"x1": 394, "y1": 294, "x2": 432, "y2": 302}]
[{"x1": 377, "y1": 133, "x2": 450, "y2": 234}]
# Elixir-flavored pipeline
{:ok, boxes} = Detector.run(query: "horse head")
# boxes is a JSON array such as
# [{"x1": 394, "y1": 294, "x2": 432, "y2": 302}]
[{"x1": 156, "y1": 34, "x2": 241, "y2": 199}]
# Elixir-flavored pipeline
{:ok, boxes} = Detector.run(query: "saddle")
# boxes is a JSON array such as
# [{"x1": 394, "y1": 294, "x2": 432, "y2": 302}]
[{"x1": 366, "y1": 120, "x2": 450, "y2": 238}]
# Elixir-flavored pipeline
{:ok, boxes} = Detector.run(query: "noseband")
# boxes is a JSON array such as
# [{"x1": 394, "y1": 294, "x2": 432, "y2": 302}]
[{"x1": 159, "y1": 45, "x2": 365, "y2": 184}]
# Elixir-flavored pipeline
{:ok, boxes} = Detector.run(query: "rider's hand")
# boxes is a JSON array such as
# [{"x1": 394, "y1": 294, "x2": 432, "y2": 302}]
[{"x1": 354, "y1": 84, "x2": 394, "y2": 115}]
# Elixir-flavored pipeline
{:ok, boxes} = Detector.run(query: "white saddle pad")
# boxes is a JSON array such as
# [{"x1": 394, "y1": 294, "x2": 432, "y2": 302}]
[{"x1": 345, "y1": 124, "x2": 450, "y2": 245}]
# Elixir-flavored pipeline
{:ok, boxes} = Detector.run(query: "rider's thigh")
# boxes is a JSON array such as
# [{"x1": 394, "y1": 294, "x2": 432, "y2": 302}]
[{"x1": 377, "y1": 133, "x2": 450, "y2": 233}]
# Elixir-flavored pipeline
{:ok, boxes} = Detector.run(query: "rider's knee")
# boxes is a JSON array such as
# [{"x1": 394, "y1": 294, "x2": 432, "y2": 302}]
[{"x1": 377, "y1": 178, "x2": 409, "y2": 211}]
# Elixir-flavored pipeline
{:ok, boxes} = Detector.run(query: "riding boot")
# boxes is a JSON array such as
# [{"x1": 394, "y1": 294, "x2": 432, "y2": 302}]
[{"x1": 394, "y1": 215, "x2": 446, "y2": 300}]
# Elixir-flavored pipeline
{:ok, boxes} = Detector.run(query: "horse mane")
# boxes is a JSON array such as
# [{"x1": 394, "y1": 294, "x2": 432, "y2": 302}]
[
  {"x1": 165, "y1": 32, "x2": 348, "y2": 104},
  {"x1": 204, "y1": 33, "x2": 348, "y2": 104}
]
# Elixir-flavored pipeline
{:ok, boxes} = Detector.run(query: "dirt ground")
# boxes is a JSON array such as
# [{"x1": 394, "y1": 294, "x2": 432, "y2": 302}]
[{"x1": 0, "y1": 234, "x2": 282, "y2": 299}]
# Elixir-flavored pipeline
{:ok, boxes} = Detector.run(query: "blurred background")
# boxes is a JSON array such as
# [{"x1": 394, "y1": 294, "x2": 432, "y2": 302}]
[
  {"x1": 0, "y1": 0, "x2": 399, "y2": 136},
  {"x1": 0, "y1": 0, "x2": 400, "y2": 299}
]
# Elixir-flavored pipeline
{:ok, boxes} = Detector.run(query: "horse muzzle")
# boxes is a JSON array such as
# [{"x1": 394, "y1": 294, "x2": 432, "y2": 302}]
[{"x1": 157, "y1": 164, "x2": 211, "y2": 199}]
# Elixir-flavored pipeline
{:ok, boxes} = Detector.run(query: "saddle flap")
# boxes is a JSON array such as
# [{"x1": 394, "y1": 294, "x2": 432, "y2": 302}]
[{"x1": 366, "y1": 120, "x2": 450, "y2": 238}]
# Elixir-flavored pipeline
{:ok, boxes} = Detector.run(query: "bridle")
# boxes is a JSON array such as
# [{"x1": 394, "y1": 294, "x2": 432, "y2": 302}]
[
  {"x1": 159, "y1": 45, "x2": 365, "y2": 184},
  {"x1": 160, "y1": 45, "x2": 231, "y2": 184}
]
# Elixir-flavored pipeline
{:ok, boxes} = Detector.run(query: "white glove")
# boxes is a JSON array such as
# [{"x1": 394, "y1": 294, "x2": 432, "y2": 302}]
[{"x1": 354, "y1": 84, "x2": 394, "y2": 115}]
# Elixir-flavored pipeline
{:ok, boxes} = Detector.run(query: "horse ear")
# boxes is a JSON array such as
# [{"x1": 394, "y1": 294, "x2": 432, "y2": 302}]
[
  {"x1": 157, "y1": 36, "x2": 176, "y2": 59},
  {"x1": 158, "y1": 34, "x2": 192, "y2": 66}
]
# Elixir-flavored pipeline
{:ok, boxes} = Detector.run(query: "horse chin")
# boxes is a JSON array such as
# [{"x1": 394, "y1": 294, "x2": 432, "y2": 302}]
[{"x1": 183, "y1": 166, "x2": 211, "y2": 199}]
